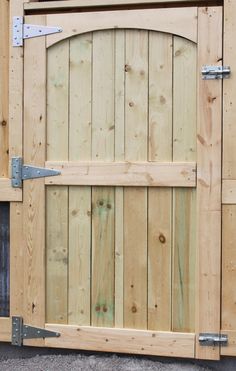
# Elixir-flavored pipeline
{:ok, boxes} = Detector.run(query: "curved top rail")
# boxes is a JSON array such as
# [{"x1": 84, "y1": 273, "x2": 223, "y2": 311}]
[{"x1": 42, "y1": 7, "x2": 197, "y2": 47}]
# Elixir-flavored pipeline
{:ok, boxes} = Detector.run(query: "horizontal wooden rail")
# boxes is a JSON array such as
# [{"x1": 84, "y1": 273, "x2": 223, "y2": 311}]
[
  {"x1": 0, "y1": 178, "x2": 22, "y2": 201},
  {"x1": 24, "y1": 0, "x2": 221, "y2": 11},
  {"x1": 45, "y1": 161, "x2": 196, "y2": 187},
  {"x1": 45, "y1": 325, "x2": 195, "y2": 358},
  {"x1": 0, "y1": 318, "x2": 11, "y2": 342},
  {"x1": 222, "y1": 180, "x2": 236, "y2": 204}
]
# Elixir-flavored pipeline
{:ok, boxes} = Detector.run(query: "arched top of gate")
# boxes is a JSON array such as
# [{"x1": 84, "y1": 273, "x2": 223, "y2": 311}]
[{"x1": 45, "y1": 7, "x2": 198, "y2": 48}]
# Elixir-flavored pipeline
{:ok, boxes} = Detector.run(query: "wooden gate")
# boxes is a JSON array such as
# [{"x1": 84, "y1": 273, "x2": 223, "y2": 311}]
[{"x1": 5, "y1": 3, "x2": 222, "y2": 360}]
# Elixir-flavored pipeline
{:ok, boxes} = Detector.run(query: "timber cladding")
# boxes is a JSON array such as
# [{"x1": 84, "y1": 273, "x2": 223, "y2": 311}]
[{"x1": 0, "y1": 0, "x2": 234, "y2": 361}]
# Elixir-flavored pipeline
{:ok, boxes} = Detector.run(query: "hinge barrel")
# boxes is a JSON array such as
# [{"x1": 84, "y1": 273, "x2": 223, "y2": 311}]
[
  {"x1": 199, "y1": 333, "x2": 228, "y2": 347},
  {"x1": 202, "y1": 65, "x2": 231, "y2": 80}
]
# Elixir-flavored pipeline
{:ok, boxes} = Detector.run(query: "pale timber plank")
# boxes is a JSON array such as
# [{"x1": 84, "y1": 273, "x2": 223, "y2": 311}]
[
  {"x1": 196, "y1": 7, "x2": 222, "y2": 360},
  {"x1": 0, "y1": 318, "x2": 11, "y2": 342},
  {"x1": 45, "y1": 325, "x2": 195, "y2": 358},
  {"x1": 222, "y1": 206, "x2": 236, "y2": 332},
  {"x1": 23, "y1": 15, "x2": 47, "y2": 346},
  {"x1": 0, "y1": 0, "x2": 9, "y2": 178},
  {"x1": 46, "y1": 40, "x2": 69, "y2": 324},
  {"x1": 221, "y1": 330, "x2": 236, "y2": 356},
  {"x1": 91, "y1": 30, "x2": 115, "y2": 327},
  {"x1": 45, "y1": 161, "x2": 196, "y2": 187},
  {"x1": 0, "y1": 179, "x2": 22, "y2": 201},
  {"x1": 148, "y1": 31, "x2": 172, "y2": 331},
  {"x1": 68, "y1": 33, "x2": 92, "y2": 326},
  {"x1": 124, "y1": 30, "x2": 148, "y2": 330},
  {"x1": 46, "y1": 8, "x2": 197, "y2": 48},
  {"x1": 222, "y1": 180, "x2": 236, "y2": 204},
  {"x1": 46, "y1": 187, "x2": 68, "y2": 324},
  {"x1": 114, "y1": 30, "x2": 125, "y2": 328},
  {"x1": 172, "y1": 36, "x2": 196, "y2": 333},
  {"x1": 9, "y1": 0, "x2": 24, "y2": 321},
  {"x1": 223, "y1": 0, "x2": 236, "y2": 179},
  {"x1": 25, "y1": 0, "x2": 205, "y2": 10}
]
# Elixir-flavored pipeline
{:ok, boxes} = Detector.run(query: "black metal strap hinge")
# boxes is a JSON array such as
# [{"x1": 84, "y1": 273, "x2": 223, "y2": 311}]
[
  {"x1": 199, "y1": 333, "x2": 228, "y2": 347},
  {"x1": 11, "y1": 157, "x2": 60, "y2": 188},
  {"x1": 12, "y1": 316, "x2": 60, "y2": 346}
]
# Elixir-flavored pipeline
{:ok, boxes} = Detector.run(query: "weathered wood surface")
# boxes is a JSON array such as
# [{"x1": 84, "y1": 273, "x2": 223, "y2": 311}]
[
  {"x1": 0, "y1": 317, "x2": 11, "y2": 342},
  {"x1": 45, "y1": 325, "x2": 195, "y2": 358},
  {"x1": 0, "y1": 203, "x2": 9, "y2": 317},
  {"x1": 0, "y1": 0, "x2": 9, "y2": 179},
  {"x1": 195, "y1": 6, "x2": 222, "y2": 360},
  {"x1": 45, "y1": 8, "x2": 197, "y2": 48}
]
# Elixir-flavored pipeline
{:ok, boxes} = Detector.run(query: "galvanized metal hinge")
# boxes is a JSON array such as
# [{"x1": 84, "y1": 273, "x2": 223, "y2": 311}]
[
  {"x1": 11, "y1": 157, "x2": 60, "y2": 188},
  {"x1": 12, "y1": 316, "x2": 60, "y2": 346},
  {"x1": 199, "y1": 333, "x2": 228, "y2": 347},
  {"x1": 202, "y1": 65, "x2": 231, "y2": 80},
  {"x1": 13, "y1": 16, "x2": 62, "y2": 47}
]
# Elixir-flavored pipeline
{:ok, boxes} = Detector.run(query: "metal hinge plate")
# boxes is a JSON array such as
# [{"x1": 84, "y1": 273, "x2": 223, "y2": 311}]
[
  {"x1": 12, "y1": 157, "x2": 61, "y2": 188},
  {"x1": 13, "y1": 16, "x2": 62, "y2": 47},
  {"x1": 12, "y1": 316, "x2": 60, "y2": 346},
  {"x1": 202, "y1": 65, "x2": 231, "y2": 80},
  {"x1": 199, "y1": 333, "x2": 228, "y2": 347}
]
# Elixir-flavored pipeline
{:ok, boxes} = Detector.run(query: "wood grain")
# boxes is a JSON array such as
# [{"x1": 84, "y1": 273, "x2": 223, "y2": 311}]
[
  {"x1": 68, "y1": 33, "x2": 92, "y2": 326},
  {"x1": 148, "y1": 31, "x2": 172, "y2": 331},
  {"x1": 45, "y1": 161, "x2": 196, "y2": 187},
  {"x1": 124, "y1": 30, "x2": 148, "y2": 330},
  {"x1": 91, "y1": 30, "x2": 115, "y2": 327},
  {"x1": 0, "y1": 179, "x2": 22, "y2": 201},
  {"x1": 45, "y1": 8, "x2": 197, "y2": 48},
  {"x1": 45, "y1": 324, "x2": 195, "y2": 358},
  {"x1": 0, "y1": 0, "x2": 9, "y2": 178},
  {"x1": 0, "y1": 318, "x2": 11, "y2": 342},
  {"x1": 196, "y1": 7, "x2": 222, "y2": 360},
  {"x1": 172, "y1": 36, "x2": 196, "y2": 333}
]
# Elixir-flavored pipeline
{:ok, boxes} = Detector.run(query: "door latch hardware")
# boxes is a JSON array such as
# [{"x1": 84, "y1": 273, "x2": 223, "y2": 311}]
[
  {"x1": 13, "y1": 16, "x2": 62, "y2": 47},
  {"x1": 202, "y1": 66, "x2": 231, "y2": 80},
  {"x1": 11, "y1": 157, "x2": 61, "y2": 188},
  {"x1": 12, "y1": 316, "x2": 60, "y2": 346},
  {"x1": 199, "y1": 333, "x2": 228, "y2": 347}
]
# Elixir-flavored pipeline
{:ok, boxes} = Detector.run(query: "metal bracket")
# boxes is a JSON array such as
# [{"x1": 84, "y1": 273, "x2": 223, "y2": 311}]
[
  {"x1": 12, "y1": 316, "x2": 60, "y2": 346},
  {"x1": 202, "y1": 65, "x2": 231, "y2": 80},
  {"x1": 11, "y1": 157, "x2": 61, "y2": 188},
  {"x1": 13, "y1": 16, "x2": 62, "y2": 47},
  {"x1": 199, "y1": 333, "x2": 228, "y2": 347}
]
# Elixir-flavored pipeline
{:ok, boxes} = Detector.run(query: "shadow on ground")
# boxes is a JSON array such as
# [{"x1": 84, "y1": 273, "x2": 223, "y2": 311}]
[{"x1": 0, "y1": 343, "x2": 235, "y2": 370}]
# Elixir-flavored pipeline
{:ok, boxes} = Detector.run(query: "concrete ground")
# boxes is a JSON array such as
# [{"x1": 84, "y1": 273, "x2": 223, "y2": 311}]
[{"x1": 1, "y1": 343, "x2": 236, "y2": 371}]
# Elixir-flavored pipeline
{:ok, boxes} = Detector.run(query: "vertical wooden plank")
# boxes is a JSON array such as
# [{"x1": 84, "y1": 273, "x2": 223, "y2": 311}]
[
  {"x1": 46, "y1": 40, "x2": 69, "y2": 324},
  {"x1": 68, "y1": 33, "x2": 92, "y2": 325},
  {"x1": 91, "y1": 30, "x2": 115, "y2": 327},
  {"x1": 222, "y1": 1, "x2": 236, "y2": 356},
  {"x1": 172, "y1": 36, "x2": 196, "y2": 333},
  {"x1": 223, "y1": 0, "x2": 236, "y2": 179},
  {"x1": 114, "y1": 30, "x2": 125, "y2": 328},
  {"x1": 222, "y1": 206, "x2": 236, "y2": 331},
  {"x1": 196, "y1": 7, "x2": 222, "y2": 360},
  {"x1": 0, "y1": 203, "x2": 9, "y2": 317},
  {"x1": 148, "y1": 32, "x2": 172, "y2": 331},
  {"x1": 0, "y1": 0, "x2": 9, "y2": 178},
  {"x1": 9, "y1": 0, "x2": 24, "y2": 322},
  {"x1": 124, "y1": 30, "x2": 148, "y2": 330},
  {"x1": 23, "y1": 16, "x2": 46, "y2": 345},
  {"x1": 46, "y1": 187, "x2": 68, "y2": 324}
]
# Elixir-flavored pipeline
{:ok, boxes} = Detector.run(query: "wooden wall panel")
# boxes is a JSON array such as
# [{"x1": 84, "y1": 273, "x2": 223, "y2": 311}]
[{"x1": 0, "y1": 0, "x2": 9, "y2": 178}]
